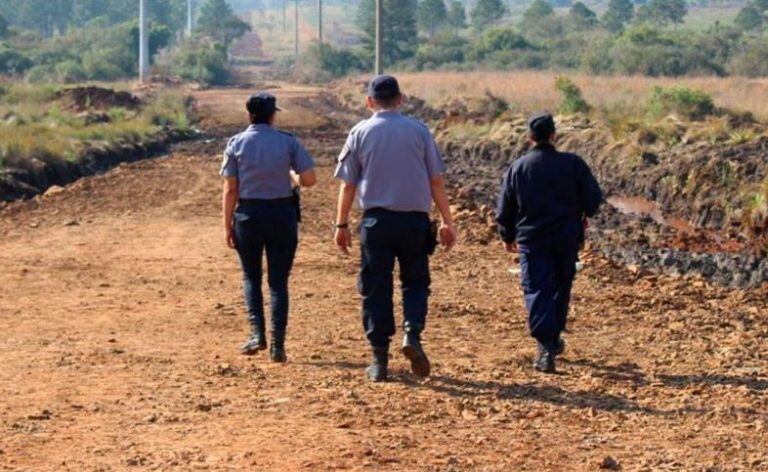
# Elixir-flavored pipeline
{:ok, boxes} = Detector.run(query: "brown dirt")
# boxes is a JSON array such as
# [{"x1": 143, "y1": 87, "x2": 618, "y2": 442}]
[
  {"x1": 1, "y1": 85, "x2": 766, "y2": 472},
  {"x1": 57, "y1": 86, "x2": 141, "y2": 112}
]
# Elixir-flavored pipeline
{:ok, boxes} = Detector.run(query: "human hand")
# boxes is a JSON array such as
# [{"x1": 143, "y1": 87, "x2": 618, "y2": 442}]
[
  {"x1": 439, "y1": 223, "x2": 458, "y2": 251},
  {"x1": 226, "y1": 228, "x2": 236, "y2": 250},
  {"x1": 335, "y1": 227, "x2": 352, "y2": 255}
]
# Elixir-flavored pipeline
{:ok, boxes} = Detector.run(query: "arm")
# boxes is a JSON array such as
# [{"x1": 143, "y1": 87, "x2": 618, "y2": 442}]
[
  {"x1": 334, "y1": 182, "x2": 357, "y2": 255},
  {"x1": 291, "y1": 138, "x2": 317, "y2": 188},
  {"x1": 298, "y1": 169, "x2": 317, "y2": 187},
  {"x1": 222, "y1": 177, "x2": 239, "y2": 249},
  {"x1": 495, "y1": 168, "x2": 518, "y2": 252},
  {"x1": 577, "y1": 157, "x2": 603, "y2": 218},
  {"x1": 430, "y1": 176, "x2": 458, "y2": 250}
]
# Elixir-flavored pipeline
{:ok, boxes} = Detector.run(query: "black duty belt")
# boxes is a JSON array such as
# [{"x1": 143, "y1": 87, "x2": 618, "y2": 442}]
[{"x1": 238, "y1": 197, "x2": 294, "y2": 206}]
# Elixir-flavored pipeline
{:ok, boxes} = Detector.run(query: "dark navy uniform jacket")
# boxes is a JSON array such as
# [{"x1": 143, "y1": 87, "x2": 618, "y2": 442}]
[{"x1": 496, "y1": 143, "x2": 602, "y2": 244}]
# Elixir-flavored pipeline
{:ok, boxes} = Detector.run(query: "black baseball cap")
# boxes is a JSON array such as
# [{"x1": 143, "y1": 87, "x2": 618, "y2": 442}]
[
  {"x1": 367, "y1": 75, "x2": 401, "y2": 100},
  {"x1": 528, "y1": 112, "x2": 556, "y2": 138},
  {"x1": 246, "y1": 92, "x2": 281, "y2": 118}
]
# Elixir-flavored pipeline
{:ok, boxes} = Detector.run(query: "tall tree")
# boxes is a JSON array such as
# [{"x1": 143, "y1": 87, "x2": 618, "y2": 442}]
[
  {"x1": 602, "y1": 0, "x2": 634, "y2": 33},
  {"x1": 447, "y1": 0, "x2": 466, "y2": 33},
  {"x1": 735, "y1": 2, "x2": 766, "y2": 35},
  {"x1": 418, "y1": 0, "x2": 448, "y2": 37},
  {"x1": 471, "y1": 0, "x2": 507, "y2": 32},
  {"x1": 568, "y1": 2, "x2": 598, "y2": 29},
  {"x1": 357, "y1": 0, "x2": 418, "y2": 66},
  {"x1": 636, "y1": 0, "x2": 687, "y2": 28},
  {"x1": 197, "y1": 0, "x2": 251, "y2": 48},
  {"x1": 522, "y1": 0, "x2": 555, "y2": 23}
]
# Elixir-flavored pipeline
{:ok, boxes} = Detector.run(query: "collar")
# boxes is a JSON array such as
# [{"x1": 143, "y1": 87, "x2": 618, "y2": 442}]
[
  {"x1": 246, "y1": 124, "x2": 272, "y2": 132},
  {"x1": 373, "y1": 109, "x2": 401, "y2": 117},
  {"x1": 533, "y1": 142, "x2": 556, "y2": 151}
]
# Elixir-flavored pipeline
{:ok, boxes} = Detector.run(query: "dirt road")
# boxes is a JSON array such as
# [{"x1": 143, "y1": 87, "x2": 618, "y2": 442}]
[{"x1": 1, "y1": 85, "x2": 766, "y2": 471}]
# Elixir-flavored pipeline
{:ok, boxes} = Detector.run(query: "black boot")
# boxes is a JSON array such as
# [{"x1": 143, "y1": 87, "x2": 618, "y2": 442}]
[
  {"x1": 533, "y1": 341, "x2": 556, "y2": 373},
  {"x1": 402, "y1": 330, "x2": 431, "y2": 378},
  {"x1": 270, "y1": 331, "x2": 287, "y2": 363},
  {"x1": 555, "y1": 336, "x2": 566, "y2": 356},
  {"x1": 366, "y1": 346, "x2": 389, "y2": 382},
  {"x1": 240, "y1": 325, "x2": 267, "y2": 355}
]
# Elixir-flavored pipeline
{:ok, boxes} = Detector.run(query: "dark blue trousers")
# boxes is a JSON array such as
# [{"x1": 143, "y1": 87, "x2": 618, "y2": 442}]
[
  {"x1": 518, "y1": 224, "x2": 581, "y2": 350},
  {"x1": 233, "y1": 200, "x2": 298, "y2": 334},
  {"x1": 359, "y1": 208, "x2": 432, "y2": 348}
]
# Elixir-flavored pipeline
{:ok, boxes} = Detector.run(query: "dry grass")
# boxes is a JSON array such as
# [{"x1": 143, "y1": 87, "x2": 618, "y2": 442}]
[
  {"x1": 376, "y1": 71, "x2": 768, "y2": 121},
  {"x1": 0, "y1": 83, "x2": 191, "y2": 168}
]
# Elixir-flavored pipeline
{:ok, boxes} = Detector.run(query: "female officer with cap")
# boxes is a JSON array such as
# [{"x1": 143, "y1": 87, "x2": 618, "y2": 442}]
[{"x1": 221, "y1": 92, "x2": 316, "y2": 362}]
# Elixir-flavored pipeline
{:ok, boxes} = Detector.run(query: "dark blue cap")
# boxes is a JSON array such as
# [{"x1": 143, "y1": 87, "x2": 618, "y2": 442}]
[
  {"x1": 528, "y1": 112, "x2": 556, "y2": 138},
  {"x1": 246, "y1": 92, "x2": 281, "y2": 118},
  {"x1": 367, "y1": 75, "x2": 401, "y2": 100}
]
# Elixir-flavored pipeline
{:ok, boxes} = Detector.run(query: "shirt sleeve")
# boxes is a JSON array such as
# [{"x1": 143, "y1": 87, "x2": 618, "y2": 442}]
[
  {"x1": 424, "y1": 131, "x2": 446, "y2": 178},
  {"x1": 576, "y1": 157, "x2": 603, "y2": 217},
  {"x1": 219, "y1": 137, "x2": 238, "y2": 178},
  {"x1": 333, "y1": 132, "x2": 362, "y2": 185},
  {"x1": 495, "y1": 166, "x2": 519, "y2": 243},
  {"x1": 290, "y1": 137, "x2": 315, "y2": 174}
]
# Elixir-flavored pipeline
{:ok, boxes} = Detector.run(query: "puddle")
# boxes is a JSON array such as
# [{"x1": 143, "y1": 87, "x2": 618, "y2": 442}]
[{"x1": 607, "y1": 196, "x2": 696, "y2": 234}]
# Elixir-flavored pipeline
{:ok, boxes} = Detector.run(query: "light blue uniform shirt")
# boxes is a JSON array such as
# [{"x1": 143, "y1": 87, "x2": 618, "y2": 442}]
[
  {"x1": 220, "y1": 124, "x2": 315, "y2": 199},
  {"x1": 334, "y1": 111, "x2": 446, "y2": 213}
]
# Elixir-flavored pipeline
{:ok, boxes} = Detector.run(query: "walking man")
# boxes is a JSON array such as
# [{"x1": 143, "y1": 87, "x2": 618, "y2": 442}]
[
  {"x1": 334, "y1": 75, "x2": 457, "y2": 382},
  {"x1": 496, "y1": 112, "x2": 602, "y2": 373},
  {"x1": 221, "y1": 92, "x2": 317, "y2": 362}
]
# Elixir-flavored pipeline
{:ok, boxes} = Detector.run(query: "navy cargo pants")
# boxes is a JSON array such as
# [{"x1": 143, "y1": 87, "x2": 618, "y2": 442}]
[
  {"x1": 359, "y1": 208, "x2": 432, "y2": 348},
  {"x1": 233, "y1": 199, "x2": 298, "y2": 334},
  {"x1": 518, "y1": 222, "x2": 581, "y2": 350}
]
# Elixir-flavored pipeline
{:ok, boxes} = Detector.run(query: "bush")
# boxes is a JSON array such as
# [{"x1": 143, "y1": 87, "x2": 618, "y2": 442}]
[
  {"x1": 415, "y1": 35, "x2": 468, "y2": 69},
  {"x1": 729, "y1": 40, "x2": 768, "y2": 77},
  {"x1": 555, "y1": 76, "x2": 591, "y2": 114},
  {"x1": 647, "y1": 85, "x2": 715, "y2": 120},
  {"x1": 167, "y1": 39, "x2": 230, "y2": 86},
  {"x1": 306, "y1": 43, "x2": 364, "y2": 77},
  {"x1": 0, "y1": 47, "x2": 33, "y2": 75},
  {"x1": 54, "y1": 60, "x2": 86, "y2": 83}
]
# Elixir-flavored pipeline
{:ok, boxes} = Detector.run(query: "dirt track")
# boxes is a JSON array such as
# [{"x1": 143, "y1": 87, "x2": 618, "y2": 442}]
[{"x1": 1, "y1": 85, "x2": 767, "y2": 471}]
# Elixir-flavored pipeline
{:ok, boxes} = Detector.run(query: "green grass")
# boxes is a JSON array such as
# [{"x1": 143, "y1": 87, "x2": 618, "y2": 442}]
[{"x1": 0, "y1": 82, "x2": 192, "y2": 170}]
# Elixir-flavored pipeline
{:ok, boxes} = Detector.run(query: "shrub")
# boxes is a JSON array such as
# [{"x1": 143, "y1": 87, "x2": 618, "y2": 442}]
[
  {"x1": 306, "y1": 44, "x2": 364, "y2": 77},
  {"x1": 54, "y1": 60, "x2": 86, "y2": 83},
  {"x1": 0, "y1": 47, "x2": 33, "y2": 75},
  {"x1": 415, "y1": 35, "x2": 468, "y2": 69},
  {"x1": 555, "y1": 76, "x2": 590, "y2": 114},
  {"x1": 647, "y1": 85, "x2": 715, "y2": 120},
  {"x1": 167, "y1": 39, "x2": 230, "y2": 86}
]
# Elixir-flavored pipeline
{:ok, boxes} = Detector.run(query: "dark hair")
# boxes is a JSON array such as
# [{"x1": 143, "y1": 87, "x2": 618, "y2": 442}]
[
  {"x1": 372, "y1": 94, "x2": 401, "y2": 109},
  {"x1": 530, "y1": 128, "x2": 554, "y2": 143},
  {"x1": 250, "y1": 112, "x2": 274, "y2": 125}
]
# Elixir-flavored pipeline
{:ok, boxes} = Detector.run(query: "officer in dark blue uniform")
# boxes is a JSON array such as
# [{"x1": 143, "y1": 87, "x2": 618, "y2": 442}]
[
  {"x1": 221, "y1": 92, "x2": 316, "y2": 362},
  {"x1": 334, "y1": 75, "x2": 458, "y2": 382},
  {"x1": 496, "y1": 112, "x2": 602, "y2": 373}
]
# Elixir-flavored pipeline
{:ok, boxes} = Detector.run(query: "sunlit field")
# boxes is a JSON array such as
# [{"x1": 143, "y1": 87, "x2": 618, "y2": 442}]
[{"x1": 383, "y1": 71, "x2": 768, "y2": 120}]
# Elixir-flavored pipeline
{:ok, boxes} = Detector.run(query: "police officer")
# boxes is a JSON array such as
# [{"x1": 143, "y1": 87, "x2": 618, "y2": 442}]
[
  {"x1": 221, "y1": 92, "x2": 316, "y2": 362},
  {"x1": 334, "y1": 75, "x2": 457, "y2": 382},
  {"x1": 496, "y1": 113, "x2": 602, "y2": 373}
]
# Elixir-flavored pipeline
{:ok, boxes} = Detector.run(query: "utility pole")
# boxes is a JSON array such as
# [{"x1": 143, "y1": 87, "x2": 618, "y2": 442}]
[
  {"x1": 318, "y1": 0, "x2": 323, "y2": 60},
  {"x1": 139, "y1": 0, "x2": 150, "y2": 83},
  {"x1": 294, "y1": 0, "x2": 299, "y2": 56},
  {"x1": 374, "y1": 0, "x2": 382, "y2": 74},
  {"x1": 186, "y1": 0, "x2": 193, "y2": 37},
  {"x1": 283, "y1": 0, "x2": 287, "y2": 33}
]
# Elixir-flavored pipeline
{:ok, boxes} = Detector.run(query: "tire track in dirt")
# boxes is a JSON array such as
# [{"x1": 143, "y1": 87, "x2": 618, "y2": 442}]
[{"x1": 0, "y1": 85, "x2": 766, "y2": 471}]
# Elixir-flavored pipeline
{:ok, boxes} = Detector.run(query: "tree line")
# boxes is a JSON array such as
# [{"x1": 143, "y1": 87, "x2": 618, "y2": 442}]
[
  {"x1": 313, "y1": 0, "x2": 768, "y2": 77},
  {"x1": 0, "y1": 0, "x2": 251, "y2": 84}
]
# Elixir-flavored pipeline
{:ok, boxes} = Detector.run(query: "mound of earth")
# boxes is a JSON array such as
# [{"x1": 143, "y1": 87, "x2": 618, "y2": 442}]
[{"x1": 57, "y1": 86, "x2": 141, "y2": 112}]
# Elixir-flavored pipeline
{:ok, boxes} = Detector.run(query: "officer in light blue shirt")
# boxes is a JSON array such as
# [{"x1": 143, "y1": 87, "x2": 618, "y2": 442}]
[
  {"x1": 221, "y1": 92, "x2": 316, "y2": 363},
  {"x1": 334, "y1": 75, "x2": 458, "y2": 382}
]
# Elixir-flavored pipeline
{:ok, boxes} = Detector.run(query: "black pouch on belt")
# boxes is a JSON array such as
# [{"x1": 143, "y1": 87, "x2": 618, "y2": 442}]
[
  {"x1": 427, "y1": 220, "x2": 438, "y2": 255},
  {"x1": 292, "y1": 186, "x2": 302, "y2": 222}
]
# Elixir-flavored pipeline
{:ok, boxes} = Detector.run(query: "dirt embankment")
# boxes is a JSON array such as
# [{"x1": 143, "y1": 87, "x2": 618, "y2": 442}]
[
  {"x1": 0, "y1": 86, "x2": 198, "y2": 203},
  {"x1": 372, "y1": 94, "x2": 768, "y2": 288}
]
